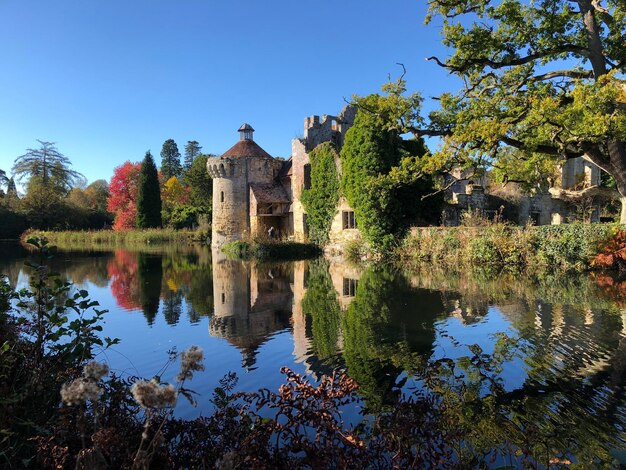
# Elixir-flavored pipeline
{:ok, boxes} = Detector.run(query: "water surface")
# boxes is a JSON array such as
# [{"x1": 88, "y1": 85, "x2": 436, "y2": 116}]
[{"x1": 2, "y1": 241, "x2": 626, "y2": 465}]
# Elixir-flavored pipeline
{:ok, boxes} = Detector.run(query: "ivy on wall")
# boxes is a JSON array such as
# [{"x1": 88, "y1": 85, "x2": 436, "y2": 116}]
[
  {"x1": 340, "y1": 92, "x2": 441, "y2": 251},
  {"x1": 301, "y1": 143, "x2": 341, "y2": 245}
]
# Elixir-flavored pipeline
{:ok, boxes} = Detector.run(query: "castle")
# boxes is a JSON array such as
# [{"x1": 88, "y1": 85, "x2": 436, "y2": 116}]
[
  {"x1": 206, "y1": 108, "x2": 358, "y2": 248},
  {"x1": 206, "y1": 108, "x2": 604, "y2": 248}
]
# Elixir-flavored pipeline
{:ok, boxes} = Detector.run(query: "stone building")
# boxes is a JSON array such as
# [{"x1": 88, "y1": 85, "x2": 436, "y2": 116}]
[
  {"x1": 207, "y1": 108, "x2": 607, "y2": 249},
  {"x1": 444, "y1": 157, "x2": 604, "y2": 225},
  {"x1": 207, "y1": 108, "x2": 358, "y2": 248}
]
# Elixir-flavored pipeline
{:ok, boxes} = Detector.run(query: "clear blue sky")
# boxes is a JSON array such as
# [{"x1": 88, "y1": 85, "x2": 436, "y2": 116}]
[{"x1": 0, "y1": 0, "x2": 457, "y2": 185}]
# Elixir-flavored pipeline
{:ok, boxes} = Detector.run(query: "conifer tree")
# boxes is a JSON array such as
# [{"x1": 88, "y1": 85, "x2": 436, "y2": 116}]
[
  {"x1": 137, "y1": 151, "x2": 162, "y2": 228},
  {"x1": 160, "y1": 139, "x2": 182, "y2": 180},
  {"x1": 183, "y1": 140, "x2": 202, "y2": 172}
]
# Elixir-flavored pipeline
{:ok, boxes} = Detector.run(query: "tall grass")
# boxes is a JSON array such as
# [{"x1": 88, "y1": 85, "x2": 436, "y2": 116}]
[
  {"x1": 397, "y1": 223, "x2": 619, "y2": 271},
  {"x1": 24, "y1": 228, "x2": 208, "y2": 249}
]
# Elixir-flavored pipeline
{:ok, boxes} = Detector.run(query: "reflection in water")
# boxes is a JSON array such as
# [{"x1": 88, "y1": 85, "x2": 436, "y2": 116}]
[
  {"x1": 210, "y1": 251, "x2": 292, "y2": 369},
  {"x1": 2, "y1": 241, "x2": 626, "y2": 463},
  {"x1": 138, "y1": 253, "x2": 163, "y2": 325}
]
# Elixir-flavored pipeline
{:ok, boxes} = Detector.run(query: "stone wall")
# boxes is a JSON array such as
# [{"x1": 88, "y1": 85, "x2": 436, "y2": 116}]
[{"x1": 209, "y1": 158, "x2": 250, "y2": 248}]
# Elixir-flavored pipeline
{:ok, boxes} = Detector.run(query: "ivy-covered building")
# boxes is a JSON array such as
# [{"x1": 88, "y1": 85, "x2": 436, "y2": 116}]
[{"x1": 206, "y1": 108, "x2": 359, "y2": 248}]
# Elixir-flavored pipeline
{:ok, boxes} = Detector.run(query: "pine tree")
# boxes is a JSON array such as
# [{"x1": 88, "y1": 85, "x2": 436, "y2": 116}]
[
  {"x1": 183, "y1": 140, "x2": 202, "y2": 172},
  {"x1": 160, "y1": 139, "x2": 182, "y2": 180},
  {"x1": 6, "y1": 178, "x2": 17, "y2": 199},
  {"x1": 137, "y1": 151, "x2": 162, "y2": 228}
]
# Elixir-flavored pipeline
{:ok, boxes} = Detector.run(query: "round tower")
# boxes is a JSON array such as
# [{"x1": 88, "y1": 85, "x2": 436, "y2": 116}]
[{"x1": 207, "y1": 124, "x2": 276, "y2": 248}]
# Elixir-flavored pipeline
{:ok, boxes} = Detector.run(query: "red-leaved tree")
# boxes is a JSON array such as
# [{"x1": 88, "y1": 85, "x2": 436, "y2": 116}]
[{"x1": 107, "y1": 162, "x2": 141, "y2": 230}]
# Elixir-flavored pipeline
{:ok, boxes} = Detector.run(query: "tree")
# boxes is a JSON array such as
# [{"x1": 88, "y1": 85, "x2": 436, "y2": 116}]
[
  {"x1": 185, "y1": 154, "x2": 213, "y2": 217},
  {"x1": 12, "y1": 140, "x2": 84, "y2": 194},
  {"x1": 183, "y1": 140, "x2": 202, "y2": 172},
  {"x1": 0, "y1": 169, "x2": 8, "y2": 193},
  {"x1": 415, "y1": 0, "x2": 626, "y2": 220},
  {"x1": 160, "y1": 139, "x2": 182, "y2": 180},
  {"x1": 341, "y1": 87, "x2": 437, "y2": 250},
  {"x1": 108, "y1": 162, "x2": 141, "y2": 230},
  {"x1": 137, "y1": 151, "x2": 162, "y2": 228}
]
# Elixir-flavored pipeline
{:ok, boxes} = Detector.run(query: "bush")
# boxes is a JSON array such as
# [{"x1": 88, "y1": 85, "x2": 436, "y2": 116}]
[
  {"x1": 398, "y1": 223, "x2": 617, "y2": 271},
  {"x1": 221, "y1": 240, "x2": 321, "y2": 261}
]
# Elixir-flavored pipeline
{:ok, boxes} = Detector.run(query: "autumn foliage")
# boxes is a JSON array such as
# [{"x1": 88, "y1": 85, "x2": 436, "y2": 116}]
[
  {"x1": 107, "y1": 162, "x2": 141, "y2": 230},
  {"x1": 591, "y1": 229, "x2": 626, "y2": 271}
]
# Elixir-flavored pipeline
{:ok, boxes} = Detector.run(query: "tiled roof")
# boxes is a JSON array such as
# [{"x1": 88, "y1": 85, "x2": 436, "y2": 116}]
[
  {"x1": 249, "y1": 183, "x2": 290, "y2": 203},
  {"x1": 221, "y1": 139, "x2": 273, "y2": 159}
]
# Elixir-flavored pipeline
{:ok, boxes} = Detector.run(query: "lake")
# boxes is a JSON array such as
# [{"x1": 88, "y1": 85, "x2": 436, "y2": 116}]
[{"x1": 2, "y1": 241, "x2": 626, "y2": 465}]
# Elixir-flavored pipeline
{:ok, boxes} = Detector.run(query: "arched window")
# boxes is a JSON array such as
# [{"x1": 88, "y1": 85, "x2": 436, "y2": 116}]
[{"x1": 221, "y1": 191, "x2": 225, "y2": 203}]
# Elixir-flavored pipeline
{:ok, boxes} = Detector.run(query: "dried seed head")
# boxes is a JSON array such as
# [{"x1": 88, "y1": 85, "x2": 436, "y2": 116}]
[
  {"x1": 83, "y1": 361, "x2": 109, "y2": 381},
  {"x1": 176, "y1": 345, "x2": 205, "y2": 382},
  {"x1": 131, "y1": 379, "x2": 177, "y2": 409},
  {"x1": 60, "y1": 378, "x2": 103, "y2": 406}
]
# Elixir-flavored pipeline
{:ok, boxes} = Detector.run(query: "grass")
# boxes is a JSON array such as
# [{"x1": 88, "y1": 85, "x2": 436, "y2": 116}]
[
  {"x1": 23, "y1": 228, "x2": 209, "y2": 249},
  {"x1": 396, "y1": 223, "x2": 619, "y2": 272},
  {"x1": 222, "y1": 239, "x2": 321, "y2": 261}
]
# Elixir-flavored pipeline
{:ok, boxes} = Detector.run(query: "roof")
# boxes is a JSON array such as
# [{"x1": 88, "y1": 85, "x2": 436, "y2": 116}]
[
  {"x1": 221, "y1": 139, "x2": 273, "y2": 159},
  {"x1": 278, "y1": 159, "x2": 292, "y2": 179},
  {"x1": 249, "y1": 183, "x2": 290, "y2": 203},
  {"x1": 238, "y1": 123, "x2": 255, "y2": 132}
]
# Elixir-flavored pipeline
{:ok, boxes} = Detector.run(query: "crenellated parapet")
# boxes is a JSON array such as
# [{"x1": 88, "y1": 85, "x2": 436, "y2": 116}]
[{"x1": 206, "y1": 157, "x2": 240, "y2": 179}]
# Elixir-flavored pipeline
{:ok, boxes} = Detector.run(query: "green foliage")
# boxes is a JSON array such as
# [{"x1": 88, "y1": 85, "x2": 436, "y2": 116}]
[
  {"x1": 12, "y1": 140, "x2": 84, "y2": 194},
  {"x1": 0, "y1": 206, "x2": 28, "y2": 238},
  {"x1": 221, "y1": 240, "x2": 321, "y2": 261},
  {"x1": 301, "y1": 143, "x2": 340, "y2": 245},
  {"x1": 0, "y1": 237, "x2": 118, "y2": 462},
  {"x1": 183, "y1": 140, "x2": 202, "y2": 172},
  {"x1": 184, "y1": 153, "x2": 212, "y2": 221},
  {"x1": 422, "y1": 0, "x2": 626, "y2": 212},
  {"x1": 341, "y1": 87, "x2": 440, "y2": 251},
  {"x1": 399, "y1": 223, "x2": 617, "y2": 271},
  {"x1": 136, "y1": 152, "x2": 162, "y2": 228},
  {"x1": 160, "y1": 138, "x2": 182, "y2": 180},
  {"x1": 300, "y1": 260, "x2": 341, "y2": 359}
]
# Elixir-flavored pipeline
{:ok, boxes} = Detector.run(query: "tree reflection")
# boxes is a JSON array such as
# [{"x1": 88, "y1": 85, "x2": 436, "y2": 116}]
[
  {"x1": 341, "y1": 266, "x2": 443, "y2": 411},
  {"x1": 137, "y1": 253, "x2": 163, "y2": 325},
  {"x1": 107, "y1": 250, "x2": 141, "y2": 310},
  {"x1": 301, "y1": 259, "x2": 341, "y2": 360}
]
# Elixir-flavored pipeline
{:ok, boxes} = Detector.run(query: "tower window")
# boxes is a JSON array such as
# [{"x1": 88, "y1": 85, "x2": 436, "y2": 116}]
[
  {"x1": 221, "y1": 191, "x2": 224, "y2": 203},
  {"x1": 342, "y1": 211, "x2": 356, "y2": 229},
  {"x1": 221, "y1": 293, "x2": 225, "y2": 304},
  {"x1": 343, "y1": 278, "x2": 357, "y2": 297}
]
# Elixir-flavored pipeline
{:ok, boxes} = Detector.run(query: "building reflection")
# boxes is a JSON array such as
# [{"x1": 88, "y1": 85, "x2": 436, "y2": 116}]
[{"x1": 209, "y1": 250, "x2": 292, "y2": 369}]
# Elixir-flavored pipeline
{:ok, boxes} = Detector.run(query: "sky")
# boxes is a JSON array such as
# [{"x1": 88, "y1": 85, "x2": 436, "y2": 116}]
[{"x1": 0, "y1": 0, "x2": 458, "y2": 186}]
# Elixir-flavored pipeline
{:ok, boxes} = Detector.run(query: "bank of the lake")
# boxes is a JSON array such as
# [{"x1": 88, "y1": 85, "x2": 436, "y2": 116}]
[
  {"x1": 221, "y1": 239, "x2": 321, "y2": 261},
  {"x1": 396, "y1": 223, "x2": 622, "y2": 271},
  {"x1": 24, "y1": 228, "x2": 209, "y2": 248}
]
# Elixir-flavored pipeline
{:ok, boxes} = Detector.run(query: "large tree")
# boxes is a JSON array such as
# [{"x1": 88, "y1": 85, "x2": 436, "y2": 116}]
[
  {"x1": 160, "y1": 139, "x2": 182, "y2": 180},
  {"x1": 107, "y1": 162, "x2": 141, "y2": 230},
  {"x1": 183, "y1": 140, "x2": 202, "y2": 172},
  {"x1": 413, "y1": 0, "x2": 626, "y2": 220},
  {"x1": 137, "y1": 151, "x2": 162, "y2": 228},
  {"x1": 12, "y1": 140, "x2": 84, "y2": 194}
]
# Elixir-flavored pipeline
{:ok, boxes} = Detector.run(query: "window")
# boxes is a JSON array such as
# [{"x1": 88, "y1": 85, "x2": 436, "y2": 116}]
[
  {"x1": 221, "y1": 191, "x2": 224, "y2": 203},
  {"x1": 303, "y1": 164, "x2": 311, "y2": 190},
  {"x1": 221, "y1": 293, "x2": 225, "y2": 304},
  {"x1": 343, "y1": 278, "x2": 357, "y2": 297},
  {"x1": 342, "y1": 211, "x2": 356, "y2": 229}
]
